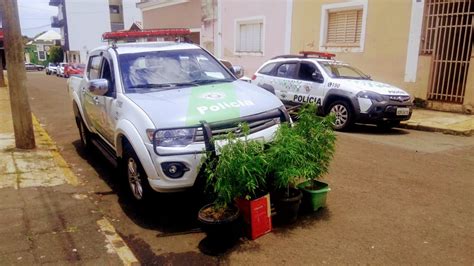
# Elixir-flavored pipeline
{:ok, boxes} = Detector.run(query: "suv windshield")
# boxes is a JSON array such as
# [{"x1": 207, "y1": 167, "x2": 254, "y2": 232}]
[
  {"x1": 318, "y1": 61, "x2": 370, "y2": 80},
  {"x1": 119, "y1": 49, "x2": 235, "y2": 93}
]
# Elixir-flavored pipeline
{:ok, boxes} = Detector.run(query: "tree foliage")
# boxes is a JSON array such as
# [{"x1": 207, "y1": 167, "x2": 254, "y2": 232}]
[{"x1": 48, "y1": 46, "x2": 63, "y2": 63}]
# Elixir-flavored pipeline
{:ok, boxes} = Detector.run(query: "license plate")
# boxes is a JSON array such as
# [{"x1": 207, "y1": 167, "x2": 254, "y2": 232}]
[{"x1": 396, "y1": 108, "x2": 410, "y2": 116}]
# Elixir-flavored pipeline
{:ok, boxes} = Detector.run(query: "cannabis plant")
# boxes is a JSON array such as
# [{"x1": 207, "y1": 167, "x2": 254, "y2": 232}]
[
  {"x1": 204, "y1": 123, "x2": 269, "y2": 210},
  {"x1": 294, "y1": 104, "x2": 336, "y2": 187},
  {"x1": 267, "y1": 104, "x2": 336, "y2": 194}
]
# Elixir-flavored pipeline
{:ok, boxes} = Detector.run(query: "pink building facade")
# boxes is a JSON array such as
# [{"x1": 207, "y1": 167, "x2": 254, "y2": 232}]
[{"x1": 202, "y1": 0, "x2": 293, "y2": 77}]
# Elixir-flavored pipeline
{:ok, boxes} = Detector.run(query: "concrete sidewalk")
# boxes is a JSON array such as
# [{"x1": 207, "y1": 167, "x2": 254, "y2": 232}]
[
  {"x1": 399, "y1": 108, "x2": 474, "y2": 136},
  {"x1": 0, "y1": 87, "x2": 138, "y2": 265}
]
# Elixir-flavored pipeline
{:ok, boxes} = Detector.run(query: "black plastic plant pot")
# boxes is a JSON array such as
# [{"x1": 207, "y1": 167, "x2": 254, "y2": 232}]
[
  {"x1": 273, "y1": 188, "x2": 303, "y2": 224},
  {"x1": 197, "y1": 203, "x2": 241, "y2": 251},
  {"x1": 297, "y1": 180, "x2": 331, "y2": 212}
]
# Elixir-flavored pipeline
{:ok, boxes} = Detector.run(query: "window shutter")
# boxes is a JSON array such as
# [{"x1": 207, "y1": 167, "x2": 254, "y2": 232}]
[
  {"x1": 237, "y1": 22, "x2": 263, "y2": 53},
  {"x1": 326, "y1": 9, "x2": 362, "y2": 47}
]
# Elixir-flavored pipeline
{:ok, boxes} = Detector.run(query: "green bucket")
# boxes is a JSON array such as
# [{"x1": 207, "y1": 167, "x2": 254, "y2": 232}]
[{"x1": 297, "y1": 180, "x2": 331, "y2": 212}]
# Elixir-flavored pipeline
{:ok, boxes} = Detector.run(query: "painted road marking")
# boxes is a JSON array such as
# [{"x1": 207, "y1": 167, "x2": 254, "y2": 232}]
[{"x1": 97, "y1": 218, "x2": 140, "y2": 266}]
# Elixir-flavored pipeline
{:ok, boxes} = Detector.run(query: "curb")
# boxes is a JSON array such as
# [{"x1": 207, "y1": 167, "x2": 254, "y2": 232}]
[
  {"x1": 97, "y1": 218, "x2": 140, "y2": 266},
  {"x1": 31, "y1": 114, "x2": 140, "y2": 265},
  {"x1": 398, "y1": 121, "x2": 473, "y2": 136},
  {"x1": 31, "y1": 114, "x2": 80, "y2": 185}
]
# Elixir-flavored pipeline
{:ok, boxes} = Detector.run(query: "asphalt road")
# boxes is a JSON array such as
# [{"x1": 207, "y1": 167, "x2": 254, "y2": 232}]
[{"x1": 25, "y1": 71, "x2": 474, "y2": 264}]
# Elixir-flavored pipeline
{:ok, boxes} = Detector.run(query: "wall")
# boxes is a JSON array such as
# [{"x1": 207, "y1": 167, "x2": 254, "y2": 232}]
[
  {"x1": 291, "y1": 0, "x2": 421, "y2": 95},
  {"x1": 219, "y1": 0, "x2": 289, "y2": 76},
  {"x1": 122, "y1": 0, "x2": 143, "y2": 29},
  {"x1": 65, "y1": 0, "x2": 111, "y2": 63},
  {"x1": 142, "y1": 0, "x2": 201, "y2": 29},
  {"x1": 462, "y1": 43, "x2": 474, "y2": 110}
]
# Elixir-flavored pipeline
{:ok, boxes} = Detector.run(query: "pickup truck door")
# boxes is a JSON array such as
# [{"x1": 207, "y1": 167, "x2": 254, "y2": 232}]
[
  {"x1": 93, "y1": 56, "x2": 117, "y2": 145},
  {"x1": 293, "y1": 61, "x2": 325, "y2": 107},
  {"x1": 83, "y1": 55, "x2": 103, "y2": 133}
]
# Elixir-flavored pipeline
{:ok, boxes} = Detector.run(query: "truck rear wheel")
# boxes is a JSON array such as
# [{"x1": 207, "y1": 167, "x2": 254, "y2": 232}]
[
  {"x1": 76, "y1": 116, "x2": 92, "y2": 150},
  {"x1": 328, "y1": 100, "x2": 354, "y2": 131},
  {"x1": 122, "y1": 144, "x2": 152, "y2": 202}
]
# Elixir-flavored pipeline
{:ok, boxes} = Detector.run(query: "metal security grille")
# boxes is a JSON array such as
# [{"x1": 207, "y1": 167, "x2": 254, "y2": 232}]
[
  {"x1": 326, "y1": 9, "x2": 362, "y2": 47},
  {"x1": 426, "y1": 0, "x2": 473, "y2": 103}
]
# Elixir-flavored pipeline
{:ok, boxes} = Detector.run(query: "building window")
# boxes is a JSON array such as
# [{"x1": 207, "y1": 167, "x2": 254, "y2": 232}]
[
  {"x1": 38, "y1": 51, "x2": 46, "y2": 61},
  {"x1": 235, "y1": 17, "x2": 264, "y2": 54},
  {"x1": 326, "y1": 9, "x2": 362, "y2": 47},
  {"x1": 109, "y1": 5, "x2": 120, "y2": 14},
  {"x1": 320, "y1": 1, "x2": 367, "y2": 52}
]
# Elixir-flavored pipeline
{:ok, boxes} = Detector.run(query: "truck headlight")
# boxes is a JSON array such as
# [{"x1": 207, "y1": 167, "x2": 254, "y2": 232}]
[
  {"x1": 356, "y1": 91, "x2": 386, "y2": 102},
  {"x1": 147, "y1": 128, "x2": 196, "y2": 147}
]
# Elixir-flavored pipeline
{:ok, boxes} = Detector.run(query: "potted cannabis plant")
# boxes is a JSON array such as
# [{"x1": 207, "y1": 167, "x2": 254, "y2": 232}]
[
  {"x1": 266, "y1": 122, "x2": 305, "y2": 224},
  {"x1": 198, "y1": 124, "x2": 270, "y2": 245},
  {"x1": 294, "y1": 104, "x2": 336, "y2": 212},
  {"x1": 267, "y1": 104, "x2": 337, "y2": 222}
]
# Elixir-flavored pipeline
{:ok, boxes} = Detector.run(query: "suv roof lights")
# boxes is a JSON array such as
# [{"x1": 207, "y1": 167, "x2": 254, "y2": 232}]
[{"x1": 271, "y1": 51, "x2": 336, "y2": 60}]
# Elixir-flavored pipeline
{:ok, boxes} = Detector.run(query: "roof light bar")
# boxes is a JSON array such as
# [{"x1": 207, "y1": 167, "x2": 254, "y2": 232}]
[
  {"x1": 102, "y1": 28, "x2": 191, "y2": 41},
  {"x1": 299, "y1": 51, "x2": 336, "y2": 59}
]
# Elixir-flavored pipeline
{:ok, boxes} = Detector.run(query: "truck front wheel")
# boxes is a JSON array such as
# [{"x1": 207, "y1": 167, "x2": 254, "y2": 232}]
[
  {"x1": 328, "y1": 100, "x2": 354, "y2": 131},
  {"x1": 122, "y1": 144, "x2": 152, "y2": 202}
]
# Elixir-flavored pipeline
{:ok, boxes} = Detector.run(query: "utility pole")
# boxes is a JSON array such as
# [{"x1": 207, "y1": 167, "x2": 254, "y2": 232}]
[
  {"x1": 0, "y1": 52, "x2": 5, "y2": 87},
  {"x1": 0, "y1": 9, "x2": 5, "y2": 87},
  {"x1": 0, "y1": 0, "x2": 35, "y2": 149}
]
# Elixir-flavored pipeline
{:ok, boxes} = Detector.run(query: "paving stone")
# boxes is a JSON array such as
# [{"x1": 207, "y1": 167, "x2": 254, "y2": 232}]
[
  {"x1": 80, "y1": 255, "x2": 123, "y2": 266},
  {"x1": 0, "y1": 188, "x2": 23, "y2": 209},
  {"x1": 0, "y1": 208, "x2": 26, "y2": 234},
  {"x1": 18, "y1": 168, "x2": 66, "y2": 188},
  {"x1": 0, "y1": 231, "x2": 31, "y2": 254},
  {"x1": 69, "y1": 227, "x2": 115, "y2": 261},
  {"x1": 0, "y1": 251, "x2": 36, "y2": 265},
  {"x1": 0, "y1": 173, "x2": 18, "y2": 189},
  {"x1": 33, "y1": 232, "x2": 80, "y2": 264},
  {"x1": 0, "y1": 152, "x2": 16, "y2": 174},
  {"x1": 23, "y1": 199, "x2": 63, "y2": 235}
]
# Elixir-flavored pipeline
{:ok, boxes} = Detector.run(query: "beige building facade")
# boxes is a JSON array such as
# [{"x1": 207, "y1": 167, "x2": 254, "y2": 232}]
[
  {"x1": 138, "y1": 0, "x2": 201, "y2": 44},
  {"x1": 291, "y1": 0, "x2": 474, "y2": 113}
]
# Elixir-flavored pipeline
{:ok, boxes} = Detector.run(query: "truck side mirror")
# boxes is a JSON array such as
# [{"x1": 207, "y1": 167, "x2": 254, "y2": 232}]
[
  {"x1": 231, "y1": 65, "x2": 244, "y2": 79},
  {"x1": 312, "y1": 71, "x2": 324, "y2": 83},
  {"x1": 87, "y1": 79, "x2": 109, "y2": 96}
]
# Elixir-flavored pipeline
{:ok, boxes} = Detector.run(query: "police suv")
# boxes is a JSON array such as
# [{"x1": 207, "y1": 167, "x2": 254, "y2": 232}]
[
  {"x1": 68, "y1": 42, "x2": 289, "y2": 202},
  {"x1": 252, "y1": 52, "x2": 413, "y2": 130}
]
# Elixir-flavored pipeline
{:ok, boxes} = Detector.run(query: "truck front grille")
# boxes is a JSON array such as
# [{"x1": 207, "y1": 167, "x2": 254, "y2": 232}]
[
  {"x1": 389, "y1": 95, "x2": 411, "y2": 102},
  {"x1": 194, "y1": 118, "x2": 279, "y2": 142}
]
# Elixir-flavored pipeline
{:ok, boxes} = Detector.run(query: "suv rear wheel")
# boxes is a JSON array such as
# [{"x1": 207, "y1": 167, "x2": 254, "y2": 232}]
[{"x1": 328, "y1": 100, "x2": 354, "y2": 131}]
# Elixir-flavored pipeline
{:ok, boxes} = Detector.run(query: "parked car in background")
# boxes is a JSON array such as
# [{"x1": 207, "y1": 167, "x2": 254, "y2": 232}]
[
  {"x1": 64, "y1": 63, "x2": 85, "y2": 78},
  {"x1": 25, "y1": 63, "x2": 45, "y2": 71},
  {"x1": 46, "y1": 63, "x2": 58, "y2": 75},
  {"x1": 57, "y1": 63, "x2": 67, "y2": 77},
  {"x1": 252, "y1": 51, "x2": 413, "y2": 130}
]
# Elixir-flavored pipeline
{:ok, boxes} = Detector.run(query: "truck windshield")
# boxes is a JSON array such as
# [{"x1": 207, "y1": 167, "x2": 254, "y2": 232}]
[
  {"x1": 318, "y1": 61, "x2": 370, "y2": 80},
  {"x1": 119, "y1": 49, "x2": 235, "y2": 93}
]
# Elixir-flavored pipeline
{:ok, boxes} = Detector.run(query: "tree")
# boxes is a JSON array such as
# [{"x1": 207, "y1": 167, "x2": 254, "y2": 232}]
[{"x1": 48, "y1": 46, "x2": 63, "y2": 63}]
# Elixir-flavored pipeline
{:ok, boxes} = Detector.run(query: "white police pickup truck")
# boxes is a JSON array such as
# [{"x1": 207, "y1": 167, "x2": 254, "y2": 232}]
[
  {"x1": 68, "y1": 42, "x2": 289, "y2": 202},
  {"x1": 252, "y1": 52, "x2": 413, "y2": 130}
]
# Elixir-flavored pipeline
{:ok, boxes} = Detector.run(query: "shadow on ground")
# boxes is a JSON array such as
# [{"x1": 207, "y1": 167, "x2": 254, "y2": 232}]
[
  {"x1": 345, "y1": 124, "x2": 410, "y2": 135},
  {"x1": 71, "y1": 139, "x2": 334, "y2": 262},
  {"x1": 72, "y1": 139, "x2": 209, "y2": 233}
]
